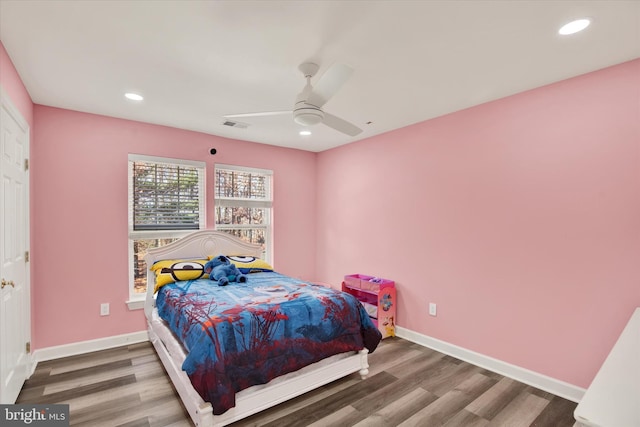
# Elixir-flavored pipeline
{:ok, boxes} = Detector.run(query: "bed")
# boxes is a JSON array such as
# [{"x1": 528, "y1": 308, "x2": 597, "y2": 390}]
[{"x1": 143, "y1": 230, "x2": 381, "y2": 426}]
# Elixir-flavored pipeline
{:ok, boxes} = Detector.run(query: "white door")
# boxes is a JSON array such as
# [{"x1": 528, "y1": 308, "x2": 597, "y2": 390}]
[{"x1": 0, "y1": 88, "x2": 31, "y2": 404}]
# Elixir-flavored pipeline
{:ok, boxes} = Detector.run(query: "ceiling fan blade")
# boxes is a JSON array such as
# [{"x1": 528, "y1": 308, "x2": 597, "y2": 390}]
[
  {"x1": 322, "y1": 112, "x2": 362, "y2": 136},
  {"x1": 306, "y1": 63, "x2": 353, "y2": 107},
  {"x1": 224, "y1": 110, "x2": 291, "y2": 118}
]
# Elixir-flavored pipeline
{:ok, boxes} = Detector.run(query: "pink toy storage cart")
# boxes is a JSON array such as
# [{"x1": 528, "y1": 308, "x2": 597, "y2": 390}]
[{"x1": 342, "y1": 274, "x2": 396, "y2": 339}]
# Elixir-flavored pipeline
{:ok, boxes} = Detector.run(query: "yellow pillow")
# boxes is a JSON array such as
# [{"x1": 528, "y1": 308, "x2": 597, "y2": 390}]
[
  {"x1": 151, "y1": 259, "x2": 209, "y2": 292},
  {"x1": 226, "y1": 256, "x2": 274, "y2": 274}
]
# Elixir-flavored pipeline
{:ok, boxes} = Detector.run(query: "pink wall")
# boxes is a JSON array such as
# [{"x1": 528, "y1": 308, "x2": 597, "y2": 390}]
[
  {"x1": 0, "y1": 42, "x2": 33, "y2": 125},
  {"x1": 31, "y1": 107, "x2": 316, "y2": 349},
  {"x1": 316, "y1": 59, "x2": 640, "y2": 388}
]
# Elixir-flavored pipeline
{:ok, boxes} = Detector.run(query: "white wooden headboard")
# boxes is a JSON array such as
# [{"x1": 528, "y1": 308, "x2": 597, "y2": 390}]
[{"x1": 143, "y1": 230, "x2": 263, "y2": 318}]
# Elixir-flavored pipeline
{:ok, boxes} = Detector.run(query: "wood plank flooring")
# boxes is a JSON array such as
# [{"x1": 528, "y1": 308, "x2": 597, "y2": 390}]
[{"x1": 17, "y1": 338, "x2": 578, "y2": 426}]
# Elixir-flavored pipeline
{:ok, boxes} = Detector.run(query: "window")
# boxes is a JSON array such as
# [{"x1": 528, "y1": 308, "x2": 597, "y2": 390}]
[
  {"x1": 215, "y1": 164, "x2": 272, "y2": 262},
  {"x1": 128, "y1": 155, "x2": 205, "y2": 307}
]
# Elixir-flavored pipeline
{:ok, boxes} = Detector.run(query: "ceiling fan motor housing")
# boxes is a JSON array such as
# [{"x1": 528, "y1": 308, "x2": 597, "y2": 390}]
[{"x1": 293, "y1": 105, "x2": 324, "y2": 126}]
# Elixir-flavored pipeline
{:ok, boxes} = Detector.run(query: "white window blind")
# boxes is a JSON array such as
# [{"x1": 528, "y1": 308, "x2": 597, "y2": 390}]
[{"x1": 132, "y1": 161, "x2": 202, "y2": 230}]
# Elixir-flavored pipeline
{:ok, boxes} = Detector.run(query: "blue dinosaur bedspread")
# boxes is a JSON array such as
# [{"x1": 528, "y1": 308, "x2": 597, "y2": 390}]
[{"x1": 156, "y1": 272, "x2": 382, "y2": 415}]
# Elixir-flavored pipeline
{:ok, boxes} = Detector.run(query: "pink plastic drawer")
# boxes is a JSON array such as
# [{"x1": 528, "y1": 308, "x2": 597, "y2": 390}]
[{"x1": 343, "y1": 274, "x2": 373, "y2": 289}]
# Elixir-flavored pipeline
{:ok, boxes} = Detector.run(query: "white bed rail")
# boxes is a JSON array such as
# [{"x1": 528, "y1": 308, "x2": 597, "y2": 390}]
[{"x1": 573, "y1": 307, "x2": 640, "y2": 427}]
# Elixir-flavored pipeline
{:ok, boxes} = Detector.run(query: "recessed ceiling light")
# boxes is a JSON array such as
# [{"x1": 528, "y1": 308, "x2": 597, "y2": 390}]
[
  {"x1": 299, "y1": 130, "x2": 312, "y2": 136},
  {"x1": 125, "y1": 92, "x2": 144, "y2": 101},
  {"x1": 559, "y1": 18, "x2": 591, "y2": 35}
]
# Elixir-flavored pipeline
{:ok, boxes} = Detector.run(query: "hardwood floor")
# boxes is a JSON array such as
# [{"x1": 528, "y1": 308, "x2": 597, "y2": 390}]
[{"x1": 17, "y1": 338, "x2": 578, "y2": 426}]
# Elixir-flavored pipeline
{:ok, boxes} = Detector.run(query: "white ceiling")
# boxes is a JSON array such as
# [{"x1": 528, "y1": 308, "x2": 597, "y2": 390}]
[{"x1": 1, "y1": 1, "x2": 639, "y2": 152}]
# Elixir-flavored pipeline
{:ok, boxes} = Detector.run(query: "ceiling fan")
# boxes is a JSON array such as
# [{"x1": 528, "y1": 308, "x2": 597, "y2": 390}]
[{"x1": 224, "y1": 62, "x2": 363, "y2": 137}]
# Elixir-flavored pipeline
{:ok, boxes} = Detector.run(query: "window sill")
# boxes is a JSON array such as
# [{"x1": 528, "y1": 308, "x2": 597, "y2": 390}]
[{"x1": 126, "y1": 298, "x2": 145, "y2": 311}]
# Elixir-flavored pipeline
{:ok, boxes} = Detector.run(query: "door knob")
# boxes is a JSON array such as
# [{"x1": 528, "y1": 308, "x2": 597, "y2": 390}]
[{"x1": 1, "y1": 279, "x2": 15, "y2": 289}]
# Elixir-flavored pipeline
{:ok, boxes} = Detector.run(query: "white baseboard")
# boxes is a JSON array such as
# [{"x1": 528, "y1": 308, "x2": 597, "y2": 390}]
[
  {"x1": 33, "y1": 330, "x2": 149, "y2": 363},
  {"x1": 395, "y1": 326, "x2": 585, "y2": 403}
]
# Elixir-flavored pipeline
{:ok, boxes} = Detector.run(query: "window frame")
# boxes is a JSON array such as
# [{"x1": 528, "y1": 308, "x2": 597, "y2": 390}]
[
  {"x1": 127, "y1": 154, "x2": 206, "y2": 309},
  {"x1": 214, "y1": 163, "x2": 273, "y2": 264}
]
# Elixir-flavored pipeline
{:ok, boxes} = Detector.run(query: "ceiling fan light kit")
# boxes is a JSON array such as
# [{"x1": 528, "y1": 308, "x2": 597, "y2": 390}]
[
  {"x1": 225, "y1": 62, "x2": 362, "y2": 136},
  {"x1": 293, "y1": 106, "x2": 324, "y2": 126}
]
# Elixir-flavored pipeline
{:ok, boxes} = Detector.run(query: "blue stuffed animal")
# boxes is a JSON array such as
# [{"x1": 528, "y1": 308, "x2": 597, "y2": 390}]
[{"x1": 204, "y1": 255, "x2": 247, "y2": 286}]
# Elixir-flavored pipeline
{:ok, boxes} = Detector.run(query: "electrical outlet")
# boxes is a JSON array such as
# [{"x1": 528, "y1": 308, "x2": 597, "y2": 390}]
[
  {"x1": 100, "y1": 303, "x2": 110, "y2": 316},
  {"x1": 429, "y1": 302, "x2": 437, "y2": 317}
]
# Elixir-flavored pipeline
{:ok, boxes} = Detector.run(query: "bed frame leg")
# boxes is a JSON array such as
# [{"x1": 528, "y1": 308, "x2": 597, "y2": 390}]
[{"x1": 358, "y1": 349, "x2": 370, "y2": 378}]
